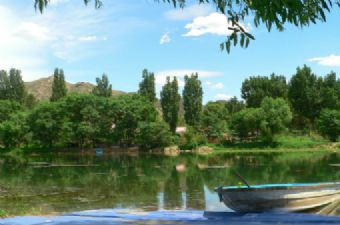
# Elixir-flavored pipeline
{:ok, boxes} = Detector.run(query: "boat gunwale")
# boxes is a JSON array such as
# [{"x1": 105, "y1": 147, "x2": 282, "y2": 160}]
[{"x1": 215, "y1": 182, "x2": 340, "y2": 192}]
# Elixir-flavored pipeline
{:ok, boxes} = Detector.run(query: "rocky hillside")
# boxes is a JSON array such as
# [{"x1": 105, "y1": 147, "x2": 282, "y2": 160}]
[{"x1": 25, "y1": 76, "x2": 124, "y2": 101}]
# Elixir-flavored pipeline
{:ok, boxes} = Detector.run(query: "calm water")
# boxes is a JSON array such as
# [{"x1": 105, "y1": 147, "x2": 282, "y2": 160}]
[{"x1": 0, "y1": 151, "x2": 340, "y2": 216}]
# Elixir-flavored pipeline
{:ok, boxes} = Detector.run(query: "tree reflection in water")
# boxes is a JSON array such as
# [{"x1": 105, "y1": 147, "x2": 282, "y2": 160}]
[{"x1": 0, "y1": 151, "x2": 340, "y2": 216}]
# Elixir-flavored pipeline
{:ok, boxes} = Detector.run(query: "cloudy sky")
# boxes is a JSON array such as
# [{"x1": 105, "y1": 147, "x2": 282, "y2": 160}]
[{"x1": 1, "y1": 0, "x2": 340, "y2": 102}]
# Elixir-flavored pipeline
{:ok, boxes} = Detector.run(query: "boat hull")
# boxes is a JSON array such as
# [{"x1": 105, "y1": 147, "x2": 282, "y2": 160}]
[{"x1": 216, "y1": 183, "x2": 340, "y2": 213}]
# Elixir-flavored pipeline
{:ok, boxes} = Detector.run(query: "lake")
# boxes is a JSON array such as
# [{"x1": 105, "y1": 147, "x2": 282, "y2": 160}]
[{"x1": 0, "y1": 151, "x2": 340, "y2": 216}]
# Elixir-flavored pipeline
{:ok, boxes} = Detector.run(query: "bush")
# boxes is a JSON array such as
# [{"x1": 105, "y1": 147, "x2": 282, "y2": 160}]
[
  {"x1": 179, "y1": 126, "x2": 207, "y2": 150},
  {"x1": 317, "y1": 109, "x2": 340, "y2": 141},
  {"x1": 136, "y1": 121, "x2": 173, "y2": 150}
]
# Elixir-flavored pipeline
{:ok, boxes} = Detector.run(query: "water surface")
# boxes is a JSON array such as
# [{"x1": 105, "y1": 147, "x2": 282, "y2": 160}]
[{"x1": 0, "y1": 151, "x2": 339, "y2": 216}]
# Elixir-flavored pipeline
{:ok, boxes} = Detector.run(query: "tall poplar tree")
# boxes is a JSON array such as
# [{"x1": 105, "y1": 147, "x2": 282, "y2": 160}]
[
  {"x1": 92, "y1": 73, "x2": 112, "y2": 97},
  {"x1": 8, "y1": 69, "x2": 26, "y2": 104},
  {"x1": 50, "y1": 68, "x2": 67, "y2": 102},
  {"x1": 160, "y1": 76, "x2": 180, "y2": 133},
  {"x1": 183, "y1": 73, "x2": 203, "y2": 128},
  {"x1": 0, "y1": 70, "x2": 10, "y2": 100},
  {"x1": 138, "y1": 69, "x2": 156, "y2": 103}
]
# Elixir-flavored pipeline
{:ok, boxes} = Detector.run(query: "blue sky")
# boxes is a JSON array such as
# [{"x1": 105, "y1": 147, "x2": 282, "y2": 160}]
[{"x1": 1, "y1": 0, "x2": 340, "y2": 102}]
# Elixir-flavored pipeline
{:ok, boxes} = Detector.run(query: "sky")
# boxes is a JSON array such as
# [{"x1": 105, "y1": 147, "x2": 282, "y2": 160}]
[{"x1": 1, "y1": 0, "x2": 340, "y2": 103}]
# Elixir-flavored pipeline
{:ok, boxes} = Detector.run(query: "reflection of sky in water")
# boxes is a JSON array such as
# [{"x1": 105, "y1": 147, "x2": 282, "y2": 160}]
[{"x1": 157, "y1": 186, "x2": 228, "y2": 211}]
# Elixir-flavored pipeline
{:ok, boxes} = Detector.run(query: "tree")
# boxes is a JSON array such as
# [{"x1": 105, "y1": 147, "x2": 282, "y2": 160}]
[
  {"x1": 160, "y1": 77, "x2": 181, "y2": 133},
  {"x1": 224, "y1": 97, "x2": 245, "y2": 115},
  {"x1": 0, "y1": 100, "x2": 22, "y2": 123},
  {"x1": 50, "y1": 68, "x2": 67, "y2": 102},
  {"x1": 201, "y1": 101, "x2": 229, "y2": 141},
  {"x1": 8, "y1": 69, "x2": 27, "y2": 104},
  {"x1": 138, "y1": 69, "x2": 156, "y2": 103},
  {"x1": 288, "y1": 65, "x2": 323, "y2": 127},
  {"x1": 317, "y1": 109, "x2": 340, "y2": 141},
  {"x1": 0, "y1": 112, "x2": 29, "y2": 148},
  {"x1": 0, "y1": 70, "x2": 10, "y2": 100},
  {"x1": 34, "y1": 0, "x2": 336, "y2": 53},
  {"x1": 241, "y1": 74, "x2": 287, "y2": 107},
  {"x1": 320, "y1": 71, "x2": 340, "y2": 110},
  {"x1": 111, "y1": 94, "x2": 158, "y2": 146},
  {"x1": 92, "y1": 74, "x2": 112, "y2": 97},
  {"x1": 28, "y1": 102, "x2": 64, "y2": 147},
  {"x1": 230, "y1": 108, "x2": 262, "y2": 140},
  {"x1": 258, "y1": 97, "x2": 292, "y2": 142},
  {"x1": 136, "y1": 121, "x2": 173, "y2": 150},
  {"x1": 60, "y1": 94, "x2": 111, "y2": 148},
  {"x1": 24, "y1": 93, "x2": 38, "y2": 109},
  {"x1": 183, "y1": 73, "x2": 203, "y2": 128}
]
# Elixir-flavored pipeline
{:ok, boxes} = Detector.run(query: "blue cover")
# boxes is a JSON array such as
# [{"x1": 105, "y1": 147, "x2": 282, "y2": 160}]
[{"x1": 1, "y1": 210, "x2": 340, "y2": 225}]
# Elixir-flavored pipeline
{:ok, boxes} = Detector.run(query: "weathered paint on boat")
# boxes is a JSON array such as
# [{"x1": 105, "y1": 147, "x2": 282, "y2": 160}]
[{"x1": 215, "y1": 182, "x2": 340, "y2": 213}]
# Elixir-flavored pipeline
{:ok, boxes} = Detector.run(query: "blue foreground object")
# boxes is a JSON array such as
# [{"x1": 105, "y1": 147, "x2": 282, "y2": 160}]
[{"x1": 2, "y1": 210, "x2": 340, "y2": 225}]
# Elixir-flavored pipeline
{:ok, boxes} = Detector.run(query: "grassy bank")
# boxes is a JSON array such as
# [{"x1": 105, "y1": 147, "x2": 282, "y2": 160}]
[{"x1": 209, "y1": 134, "x2": 338, "y2": 154}]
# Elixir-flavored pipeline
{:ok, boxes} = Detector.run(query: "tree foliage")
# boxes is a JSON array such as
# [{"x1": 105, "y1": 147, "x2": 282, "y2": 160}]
[
  {"x1": 92, "y1": 74, "x2": 112, "y2": 97},
  {"x1": 241, "y1": 74, "x2": 287, "y2": 107},
  {"x1": 136, "y1": 121, "x2": 173, "y2": 150},
  {"x1": 258, "y1": 97, "x2": 292, "y2": 142},
  {"x1": 50, "y1": 68, "x2": 67, "y2": 102},
  {"x1": 317, "y1": 109, "x2": 340, "y2": 141},
  {"x1": 160, "y1": 77, "x2": 181, "y2": 133},
  {"x1": 34, "y1": 0, "x2": 339, "y2": 53},
  {"x1": 288, "y1": 65, "x2": 323, "y2": 126},
  {"x1": 201, "y1": 101, "x2": 229, "y2": 140},
  {"x1": 138, "y1": 69, "x2": 156, "y2": 103},
  {"x1": 183, "y1": 73, "x2": 203, "y2": 128}
]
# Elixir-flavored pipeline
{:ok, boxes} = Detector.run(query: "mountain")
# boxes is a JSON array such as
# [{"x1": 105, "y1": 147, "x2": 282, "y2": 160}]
[{"x1": 25, "y1": 76, "x2": 124, "y2": 101}]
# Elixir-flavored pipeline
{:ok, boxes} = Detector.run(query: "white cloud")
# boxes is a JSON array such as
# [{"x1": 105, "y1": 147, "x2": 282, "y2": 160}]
[
  {"x1": 160, "y1": 32, "x2": 171, "y2": 45},
  {"x1": 308, "y1": 54, "x2": 340, "y2": 67},
  {"x1": 49, "y1": 0, "x2": 70, "y2": 5},
  {"x1": 15, "y1": 22, "x2": 56, "y2": 42},
  {"x1": 205, "y1": 81, "x2": 224, "y2": 89},
  {"x1": 214, "y1": 94, "x2": 232, "y2": 101},
  {"x1": 183, "y1": 12, "x2": 250, "y2": 37},
  {"x1": 165, "y1": 4, "x2": 213, "y2": 21},
  {"x1": 78, "y1": 35, "x2": 98, "y2": 41}
]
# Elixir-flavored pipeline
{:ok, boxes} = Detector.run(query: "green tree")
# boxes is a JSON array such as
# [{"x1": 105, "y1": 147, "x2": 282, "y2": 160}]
[
  {"x1": 60, "y1": 94, "x2": 111, "y2": 148},
  {"x1": 136, "y1": 121, "x2": 173, "y2": 150},
  {"x1": 241, "y1": 74, "x2": 287, "y2": 107},
  {"x1": 201, "y1": 101, "x2": 229, "y2": 141},
  {"x1": 288, "y1": 65, "x2": 323, "y2": 127},
  {"x1": 0, "y1": 112, "x2": 29, "y2": 148},
  {"x1": 160, "y1": 77, "x2": 180, "y2": 133},
  {"x1": 320, "y1": 71, "x2": 340, "y2": 110},
  {"x1": 0, "y1": 70, "x2": 10, "y2": 100},
  {"x1": 111, "y1": 94, "x2": 157, "y2": 146},
  {"x1": 8, "y1": 69, "x2": 27, "y2": 104},
  {"x1": 183, "y1": 73, "x2": 203, "y2": 128},
  {"x1": 230, "y1": 108, "x2": 262, "y2": 140},
  {"x1": 24, "y1": 93, "x2": 38, "y2": 109},
  {"x1": 317, "y1": 109, "x2": 340, "y2": 142},
  {"x1": 50, "y1": 68, "x2": 67, "y2": 102},
  {"x1": 138, "y1": 69, "x2": 156, "y2": 103},
  {"x1": 28, "y1": 102, "x2": 64, "y2": 147},
  {"x1": 259, "y1": 97, "x2": 292, "y2": 142},
  {"x1": 224, "y1": 97, "x2": 245, "y2": 115},
  {"x1": 92, "y1": 74, "x2": 112, "y2": 97},
  {"x1": 0, "y1": 100, "x2": 22, "y2": 123}
]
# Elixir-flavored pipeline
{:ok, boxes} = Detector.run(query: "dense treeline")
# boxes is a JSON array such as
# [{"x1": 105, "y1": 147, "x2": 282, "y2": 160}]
[{"x1": 1, "y1": 65, "x2": 340, "y2": 151}]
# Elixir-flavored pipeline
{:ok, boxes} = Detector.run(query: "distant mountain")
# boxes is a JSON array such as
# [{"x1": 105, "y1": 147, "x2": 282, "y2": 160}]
[{"x1": 25, "y1": 76, "x2": 124, "y2": 101}]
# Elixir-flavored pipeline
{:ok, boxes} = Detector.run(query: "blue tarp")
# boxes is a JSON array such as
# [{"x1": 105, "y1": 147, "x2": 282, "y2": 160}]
[{"x1": 2, "y1": 210, "x2": 340, "y2": 225}]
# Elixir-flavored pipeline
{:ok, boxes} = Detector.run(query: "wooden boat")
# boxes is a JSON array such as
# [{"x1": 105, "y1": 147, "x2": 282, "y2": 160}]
[{"x1": 215, "y1": 182, "x2": 340, "y2": 213}]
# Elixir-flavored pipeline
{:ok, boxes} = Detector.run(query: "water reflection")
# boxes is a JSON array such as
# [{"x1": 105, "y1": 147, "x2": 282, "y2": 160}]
[{"x1": 0, "y1": 151, "x2": 340, "y2": 216}]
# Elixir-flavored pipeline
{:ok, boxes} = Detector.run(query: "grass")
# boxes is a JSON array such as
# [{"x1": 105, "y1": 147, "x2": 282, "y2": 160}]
[{"x1": 209, "y1": 134, "x2": 336, "y2": 153}]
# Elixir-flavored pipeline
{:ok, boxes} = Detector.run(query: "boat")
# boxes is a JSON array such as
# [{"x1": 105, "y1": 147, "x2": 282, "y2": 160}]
[{"x1": 215, "y1": 182, "x2": 340, "y2": 213}]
